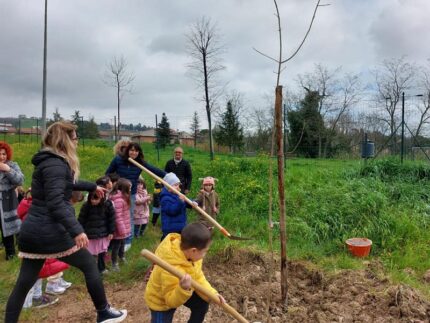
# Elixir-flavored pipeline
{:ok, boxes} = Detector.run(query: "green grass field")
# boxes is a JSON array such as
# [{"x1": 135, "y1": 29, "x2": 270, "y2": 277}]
[{"x1": 1, "y1": 138, "x2": 430, "y2": 318}]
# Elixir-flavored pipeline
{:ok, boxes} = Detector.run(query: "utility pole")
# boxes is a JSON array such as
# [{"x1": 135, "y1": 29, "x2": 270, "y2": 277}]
[
  {"x1": 155, "y1": 114, "x2": 160, "y2": 162},
  {"x1": 18, "y1": 117, "x2": 21, "y2": 143},
  {"x1": 401, "y1": 92, "x2": 405, "y2": 164},
  {"x1": 114, "y1": 116, "x2": 117, "y2": 142},
  {"x1": 41, "y1": 0, "x2": 48, "y2": 137}
]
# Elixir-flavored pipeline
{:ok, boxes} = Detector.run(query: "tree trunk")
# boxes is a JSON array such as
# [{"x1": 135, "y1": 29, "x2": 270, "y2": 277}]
[
  {"x1": 275, "y1": 85, "x2": 288, "y2": 305},
  {"x1": 117, "y1": 84, "x2": 120, "y2": 139},
  {"x1": 203, "y1": 53, "x2": 214, "y2": 160}
]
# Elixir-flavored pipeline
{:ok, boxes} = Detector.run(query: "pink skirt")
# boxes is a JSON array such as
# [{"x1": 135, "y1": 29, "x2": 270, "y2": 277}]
[{"x1": 87, "y1": 237, "x2": 110, "y2": 255}]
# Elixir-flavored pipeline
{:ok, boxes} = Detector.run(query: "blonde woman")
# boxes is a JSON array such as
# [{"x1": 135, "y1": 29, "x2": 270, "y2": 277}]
[{"x1": 5, "y1": 122, "x2": 127, "y2": 323}]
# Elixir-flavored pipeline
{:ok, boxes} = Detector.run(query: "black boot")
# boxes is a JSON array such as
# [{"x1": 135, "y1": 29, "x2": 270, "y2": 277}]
[{"x1": 97, "y1": 305, "x2": 127, "y2": 323}]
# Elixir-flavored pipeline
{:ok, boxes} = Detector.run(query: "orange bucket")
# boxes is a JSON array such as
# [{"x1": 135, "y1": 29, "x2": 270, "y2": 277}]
[{"x1": 345, "y1": 238, "x2": 372, "y2": 257}]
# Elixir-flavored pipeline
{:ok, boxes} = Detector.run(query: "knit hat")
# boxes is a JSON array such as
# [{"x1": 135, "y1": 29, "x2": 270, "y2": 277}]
[
  {"x1": 163, "y1": 172, "x2": 180, "y2": 186},
  {"x1": 202, "y1": 176, "x2": 215, "y2": 186}
]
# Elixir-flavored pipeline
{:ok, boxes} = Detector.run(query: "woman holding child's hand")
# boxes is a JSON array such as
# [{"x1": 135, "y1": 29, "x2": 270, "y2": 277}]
[{"x1": 5, "y1": 122, "x2": 127, "y2": 323}]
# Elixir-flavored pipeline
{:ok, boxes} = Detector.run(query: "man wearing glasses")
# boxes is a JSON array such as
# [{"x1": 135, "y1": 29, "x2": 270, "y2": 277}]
[{"x1": 164, "y1": 147, "x2": 192, "y2": 195}]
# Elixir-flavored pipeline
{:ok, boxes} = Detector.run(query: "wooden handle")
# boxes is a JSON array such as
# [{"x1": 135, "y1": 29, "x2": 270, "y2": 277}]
[
  {"x1": 128, "y1": 158, "x2": 231, "y2": 238},
  {"x1": 141, "y1": 249, "x2": 249, "y2": 323}
]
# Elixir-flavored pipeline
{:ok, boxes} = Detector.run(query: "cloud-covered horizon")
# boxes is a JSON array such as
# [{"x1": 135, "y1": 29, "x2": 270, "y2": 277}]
[{"x1": 1, "y1": 0, "x2": 429, "y2": 131}]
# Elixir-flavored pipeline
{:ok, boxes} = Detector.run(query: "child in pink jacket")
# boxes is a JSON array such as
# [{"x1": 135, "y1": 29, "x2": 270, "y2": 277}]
[
  {"x1": 109, "y1": 178, "x2": 131, "y2": 271},
  {"x1": 134, "y1": 178, "x2": 151, "y2": 238}
]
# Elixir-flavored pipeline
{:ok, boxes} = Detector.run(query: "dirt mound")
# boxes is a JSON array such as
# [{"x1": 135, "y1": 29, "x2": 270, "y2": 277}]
[{"x1": 25, "y1": 249, "x2": 430, "y2": 322}]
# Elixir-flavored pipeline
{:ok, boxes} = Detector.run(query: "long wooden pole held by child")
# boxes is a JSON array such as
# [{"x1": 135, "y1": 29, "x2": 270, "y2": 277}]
[
  {"x1": 141, "y1": 249, "x2": 249, "y2": 323},
  {"x1": 128, "y1": 158, "x2": 252, "y2": 240}
]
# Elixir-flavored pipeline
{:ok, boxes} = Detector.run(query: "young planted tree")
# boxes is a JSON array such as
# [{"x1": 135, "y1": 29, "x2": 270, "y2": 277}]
[
  {"x1": 186, "y1": 17, "x2": 225, "y2": 160},
  {"x1": 190, "y1": 111, "x2": 200, "y2": 148},
  {"x1": 254, "y1": 0, "x2": 325, "y2": 309},
  {"x1": 214, "y1": 100, "x2": 244, "y2": 153},
  {"x1": 156, "y1": 113, "x2": 171, "y2": 149},
  {"x1": 104, "y1": 55, "x2": 135, "y2": 141}
]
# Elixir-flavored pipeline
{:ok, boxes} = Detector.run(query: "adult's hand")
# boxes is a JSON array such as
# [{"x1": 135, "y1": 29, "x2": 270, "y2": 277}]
[
  {"x1": 74, "y1": 232, "x2": 89, "y2": 249},
  {"x1": 94, "y1": 186, "x2": 106, "y2": 198},
  {"x1": 0, "y1": 162, "x2": 11, "y2": 172}
]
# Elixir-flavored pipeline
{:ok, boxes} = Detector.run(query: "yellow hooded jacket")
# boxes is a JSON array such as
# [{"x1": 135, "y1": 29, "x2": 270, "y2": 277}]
[{"x1": 144, "y1": 233, "x2": 217, "y2": 311}]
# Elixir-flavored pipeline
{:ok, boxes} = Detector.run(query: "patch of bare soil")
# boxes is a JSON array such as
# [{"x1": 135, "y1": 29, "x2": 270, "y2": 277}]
[{"x1": 25, "y1": 249, "x2": 430, "y2": 322}]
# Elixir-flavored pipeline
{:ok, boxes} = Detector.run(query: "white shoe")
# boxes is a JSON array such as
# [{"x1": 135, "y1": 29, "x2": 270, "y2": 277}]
[
  {"x1": 45, "y1": 281, "x2": 66, "y2": 295},
  {"x1": 124, "y1": 243, "x2": 131, "y2": 252},
  {"x1": 58, "y1": 277, "x2": 72, "y2": 289}
]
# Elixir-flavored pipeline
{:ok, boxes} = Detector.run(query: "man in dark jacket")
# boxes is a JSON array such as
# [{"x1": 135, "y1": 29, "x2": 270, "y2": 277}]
[{"x1": 164, "y1": 147, "x2": 192, "y2": 194}]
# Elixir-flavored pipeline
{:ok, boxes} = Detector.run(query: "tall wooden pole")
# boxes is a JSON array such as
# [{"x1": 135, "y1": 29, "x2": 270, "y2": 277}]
[
  {"x1": 275, "y1": 85, "x2": 288, "y2": 305},
  {"x1": 41, "y1": 0, "x2": 48, "y2": 138}
]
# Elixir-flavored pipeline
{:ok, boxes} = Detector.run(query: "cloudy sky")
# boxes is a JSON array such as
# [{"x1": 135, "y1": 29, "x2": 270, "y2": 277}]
[{"x1": 1, "y1": 0, "x2": 430, "y2": 131}]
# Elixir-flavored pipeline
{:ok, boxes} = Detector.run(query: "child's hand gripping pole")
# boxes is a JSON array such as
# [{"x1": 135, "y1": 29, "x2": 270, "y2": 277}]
[
  {"x1": 141, "y1": 249, "x2": 249, "y2": 323},
  {"x1": 128, "y1": 158, "x2": 232, "y2": 239}
]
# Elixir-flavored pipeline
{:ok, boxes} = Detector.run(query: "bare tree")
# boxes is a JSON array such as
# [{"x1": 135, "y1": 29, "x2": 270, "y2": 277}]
[
  {"x1": 186, "y1": 17, "x2": 225, "y2": 160},
  {"x1": 246, "y1": 107, "x2": 273, "y2": 152},
  {"x1": 189, "y1": 111, "x2": 200, "y2": 148},
  {"x1": 297, "y1": 63, "x2": 339, "y2": 156},
  {"x1": 373, "y1": 56, "x2": 416, "y2": 153},
  {"x1": 324, "y1": 72, "x2": 362, "y2": 156},
  {"x1": 104, "y1": 55, "x2": 135, "y2": 140},
  {"x1": 414, "y1": 62, "x2": 430, "y2": 138}
]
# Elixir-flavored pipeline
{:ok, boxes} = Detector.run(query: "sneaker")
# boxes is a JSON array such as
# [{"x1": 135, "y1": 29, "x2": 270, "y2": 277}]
[
  {"x1": 112, "y1": 263, "x2": 120, "y2": 272},
  {"x1": 124, "y1": 243, "x2": 131, "y2": 252},
  {"x1": 101, "y1": 269, "x2": 109, "y2": 275},
  {"x1": 119, "y1": 257, "x2": 127, "y2": 264},
  {"x1": 58, "y1": 277, "x2": 72, "y2": 289},
  {"x1": 32, "y1": 294, "x2": 59, "y2": 308},
  {"x1": 97, "y1": 305, "x2": 127, "y2": 323},
  {"x1": 45, "y1": 281, "x2": 66, "y2": 295}
]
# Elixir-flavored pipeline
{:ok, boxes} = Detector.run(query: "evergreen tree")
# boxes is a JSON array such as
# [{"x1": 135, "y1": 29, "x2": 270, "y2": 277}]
[
  {"x1": 287, "y1": 90, "x2": 325, "y2": 157},
  {"x1": 189, "y1": 111, "x2": 200, "y2": 148},
  {"x1": 47, "y1": 107, "x2": 63, "y2": 127},
  {"x1": 84, "y1": 117, "x2": 100, "y2": 139},
  {"x1": 53, "y1": 108, "x2": 63, "y2": 122},
  {"x1": 214, "y1": 100, "x2": 244, "y2": 153},
  {"x1": 156, "y1": 113, "x2": 171, "y2": 149},
  {"x1": 71, "y1": 110, "x2": 84, "y2": 138}
]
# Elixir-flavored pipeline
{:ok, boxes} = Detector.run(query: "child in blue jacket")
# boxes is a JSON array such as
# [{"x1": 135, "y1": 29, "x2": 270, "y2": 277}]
[{"x1": 160, "y1": 173, "x2": 195, "y2": 241}]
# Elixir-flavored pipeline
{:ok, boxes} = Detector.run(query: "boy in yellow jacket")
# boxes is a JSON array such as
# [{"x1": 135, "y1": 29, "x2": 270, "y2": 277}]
[{"x1": 144, "y1": 222, "x2": 225, "y2": 322}]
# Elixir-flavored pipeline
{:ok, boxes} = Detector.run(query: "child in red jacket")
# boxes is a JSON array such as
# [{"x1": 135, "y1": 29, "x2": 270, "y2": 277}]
[{"x1": 18, "y1": 189, "x2": 73, "y2": 308}]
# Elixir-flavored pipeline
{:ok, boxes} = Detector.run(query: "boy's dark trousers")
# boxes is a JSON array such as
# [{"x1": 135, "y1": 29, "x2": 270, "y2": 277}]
[
  {"x1": 134, "y1": 224, "x2": 147, "y2": 237},
  {"x1": 151, "y1": 213, "x2": 160, "y2": 225},
  {"x1": 150, "y1": 292, "x2": 209, "y2": 323}
]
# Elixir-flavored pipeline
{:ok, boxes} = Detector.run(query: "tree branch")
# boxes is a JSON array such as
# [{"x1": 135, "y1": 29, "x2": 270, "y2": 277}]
[{"x1": 281, "y1": 0, "x2": 325, "y2": 64}]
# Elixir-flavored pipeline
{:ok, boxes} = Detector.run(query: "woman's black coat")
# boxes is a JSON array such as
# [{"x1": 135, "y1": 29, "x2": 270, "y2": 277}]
[{"x1": 19, "y1": 150, "x2": 96, "y2": 254}]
